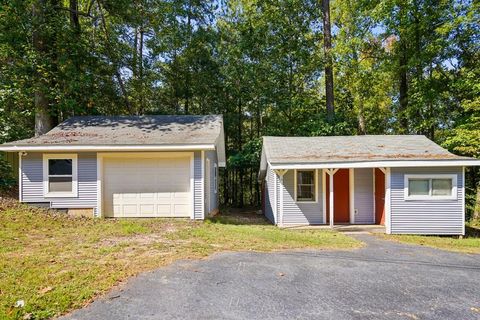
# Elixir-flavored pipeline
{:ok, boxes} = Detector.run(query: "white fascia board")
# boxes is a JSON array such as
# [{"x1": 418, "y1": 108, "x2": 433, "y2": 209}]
[
  {"x1": 0, "y1": 144, "x2": 216, "y2": 152},
  {"x1": 268, "y1": 159, "x2": 480, "y2": 169}
]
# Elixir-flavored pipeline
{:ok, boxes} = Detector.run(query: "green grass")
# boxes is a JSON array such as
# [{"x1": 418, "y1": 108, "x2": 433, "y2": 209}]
[
  {"x1": 0, "y1": 202, "x2": 361, "y2": 319},
  {"x1": 381, "y1": 225, "x2": 480, "y2": 255}
]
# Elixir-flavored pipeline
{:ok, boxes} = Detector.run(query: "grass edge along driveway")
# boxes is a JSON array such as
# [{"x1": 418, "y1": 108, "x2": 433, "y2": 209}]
[
  {"x1": 0, "y1": 201, "x2": 361, "y2": 320},
  {"x1": 380, "y1": 225, "x2": 480, "y2": 255}
]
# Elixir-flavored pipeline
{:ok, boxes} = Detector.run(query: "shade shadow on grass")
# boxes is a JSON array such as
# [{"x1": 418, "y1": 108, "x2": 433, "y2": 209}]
[
  {"x1": 465, "y1": 225, "x2": 480, "y2": 238},
  {"x1": 206, "y1": 208, "x2": 270, "y2": 226}
]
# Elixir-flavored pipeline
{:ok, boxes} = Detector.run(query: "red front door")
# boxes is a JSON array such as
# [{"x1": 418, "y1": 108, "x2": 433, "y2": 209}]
[
  {"x1": 326, "y1": 169, "x2": 350, "y2": 223},
  {"x1": 375, "y1": 168, "x2": 385, "y2": 225}
]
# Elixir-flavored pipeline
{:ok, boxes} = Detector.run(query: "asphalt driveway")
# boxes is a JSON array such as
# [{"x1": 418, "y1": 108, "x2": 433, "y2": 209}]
[{"x1": 63, "y1": 234, "x2": 480, "y2": 320}]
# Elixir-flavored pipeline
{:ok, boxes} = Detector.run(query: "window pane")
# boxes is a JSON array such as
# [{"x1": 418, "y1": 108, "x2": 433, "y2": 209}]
[
  {"x1": 49, "y1": 159, "x2": 72, "y2": 175},
  {"x1": 409, "y1": 179, "x2": 429, "y2": 196},
  {"x1": 49, "y1": 176, "x2": 72, "y2": 192},
  {"x1": 298, "y1": 185, "x2": 314, "y2": 201},
  {"x1": 298, "y1": 171, "x2": 314, "y2": 184},
  {"x1": 432, "y1": 179, "x2": 452, "y2": 196},
  {"x1": 297, "y1": 171, "x2": 315, "y2": 201}
]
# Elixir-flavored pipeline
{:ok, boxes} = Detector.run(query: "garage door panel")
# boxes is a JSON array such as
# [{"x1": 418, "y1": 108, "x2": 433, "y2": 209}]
[
  {"x1": 123, "y1": 205, "x2": 138, "y2": 215},
  {"x1": 140, "y1": 204, "x2": 155, "y2": 215},
  {"x1": 103, "y1": 156, "x2": 192, "y2": 218},
  {"x1": 173, "y1": 204, "x2": 190, "y2": 216}
]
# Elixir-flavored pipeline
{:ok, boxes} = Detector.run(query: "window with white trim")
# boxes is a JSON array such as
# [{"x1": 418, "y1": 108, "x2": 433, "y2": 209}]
[
  {"x1": 43, "y1": 154, "x2": 78, "y2": 197},
  {"x1": 214, "y1": 163, "x2": 218, "y2": 194},
  {"x1": 404, "y1": 174, "x2": 457, "y2": 200},
  {"x1": 295, "y1": 170, "x2": 316, "y2": 202}
]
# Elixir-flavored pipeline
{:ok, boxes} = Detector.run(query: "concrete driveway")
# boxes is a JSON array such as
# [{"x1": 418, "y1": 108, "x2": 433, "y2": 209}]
[{"x1": 63, "y1": 234, "x2": 480, "y2": 320}]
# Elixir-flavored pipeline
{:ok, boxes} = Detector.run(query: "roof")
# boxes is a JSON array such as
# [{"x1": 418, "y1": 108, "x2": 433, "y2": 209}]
[
  {"x1": 0, "y1": 115, "x2": 226, "y2": 165},
  {"x1": 259, "y1": 135, "x2": 479, "y2": 178}
]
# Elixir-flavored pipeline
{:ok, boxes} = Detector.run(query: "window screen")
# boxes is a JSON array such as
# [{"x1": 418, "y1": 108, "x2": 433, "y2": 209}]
[{"x1": 296, "y1": 170, "x2": 315, "y2": 201}]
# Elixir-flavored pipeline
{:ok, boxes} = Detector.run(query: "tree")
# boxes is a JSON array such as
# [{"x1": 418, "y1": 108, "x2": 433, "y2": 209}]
[{"x1": 322, "y1": 0, "x2": 335, "y2": 121}]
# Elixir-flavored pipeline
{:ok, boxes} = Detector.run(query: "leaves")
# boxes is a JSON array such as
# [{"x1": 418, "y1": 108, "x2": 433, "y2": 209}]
[{"x1": 0, "y1": 0, "x2": 478, "y2": 208}]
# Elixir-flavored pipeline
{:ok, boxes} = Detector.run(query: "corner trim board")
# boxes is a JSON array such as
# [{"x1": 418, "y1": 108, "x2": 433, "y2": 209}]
[
  {"x1": 201, "y1": 150, "x2": 205, "y2": 220},
  {"x1": 349, "y1": 168, "x2": 355, "y2": 224},
  {"x1": 462, "y1": 167, "x2": 465, "y2": 235},
  {"x1": 322, "y1": 169, "x2": 326, "y2": 224},
  {"x1": 385, "y1": 168, "x2": 391, "y2": 234},
  {"x1": 18, "y1": 153, "x2": 22, "y2": 202}
]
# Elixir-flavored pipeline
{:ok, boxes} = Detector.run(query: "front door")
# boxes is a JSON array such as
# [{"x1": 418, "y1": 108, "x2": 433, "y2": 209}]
[
  {"x1": 326, "y1": 169, "x2": 350, "y2": 223},
  {"x1": 375, "y1": 168, "x2": 385, "y2": 225}
]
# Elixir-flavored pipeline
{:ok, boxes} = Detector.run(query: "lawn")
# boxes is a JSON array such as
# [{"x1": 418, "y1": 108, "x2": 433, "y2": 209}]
[
  {"x1": 381, "y1": 225, "x2": 480, "y2": 255},
  {"x1": 0, "y1": 200, "x2": 361, "y2": 320}
]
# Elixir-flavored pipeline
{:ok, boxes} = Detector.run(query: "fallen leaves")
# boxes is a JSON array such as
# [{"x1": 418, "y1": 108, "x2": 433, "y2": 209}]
[{"x1": 38, "y1": 286, "x2": 53, "y2": 295}]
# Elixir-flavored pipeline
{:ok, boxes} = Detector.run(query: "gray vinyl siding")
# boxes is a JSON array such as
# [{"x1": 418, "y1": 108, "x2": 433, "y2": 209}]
[
  {"x1": 264, "y1": 166, "x2": 276, "y2": 224},
  {"x1": 390, "y1": 166, "x2": 464, "y2": 235},
  {"x1": 194, "y1": 151, "x2": 203, "y2": 220},
  {"x1": 353, "y1": 168, "x2": 374, "y2": 224},
  {"x1": 21, "y1": 152, "x2": 97, "y2": 211},
  {"x1": 205, "y1": 150, "x2": 218, "y2": 214},
  {"x1": 281, "y1": 169, "x2": 323, "y2": 225}
]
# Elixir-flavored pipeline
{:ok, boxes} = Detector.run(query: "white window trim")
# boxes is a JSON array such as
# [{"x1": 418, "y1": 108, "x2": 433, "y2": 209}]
[
  {"x1": 43, "y1": 153, "x2": 78, "y2": 198},
  {"x1": 294, "y1": 169, "x2": 318, "y2": 203},
  {"x1": 214, "y1": 163, "x2": 218, "y2": 194},
  {"x1": 404, "y1": 174, "x2": 457, "y2": 201}
]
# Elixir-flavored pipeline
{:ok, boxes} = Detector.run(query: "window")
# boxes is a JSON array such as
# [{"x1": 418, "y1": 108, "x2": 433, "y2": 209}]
[
  {"x1": 43, "y1": 154, "x2": 78, "y2": 197},
  {"x1": 295, "y1": 170, "x2": 316, "y2": 202},
  {"x1": 214, "y1": 163, "x2": 218, "y2": 194},
  {"x1": 405, "y1": 174, "x2": 456, "y2": 200}
]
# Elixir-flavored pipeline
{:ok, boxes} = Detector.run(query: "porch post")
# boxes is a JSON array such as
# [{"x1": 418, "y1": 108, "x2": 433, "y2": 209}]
[
  {"x1": 326, "y1": 168, "x2": 339, "y2": 228},
  {"x1": 329, "y1": 170, "x2": 334, "y2": 228},
  {"x1": 274, "y1": 169, "x2": 288, "y2": 227},
  {"x1": 385, "y1": 167, "x2": 391, "y2": 234}
]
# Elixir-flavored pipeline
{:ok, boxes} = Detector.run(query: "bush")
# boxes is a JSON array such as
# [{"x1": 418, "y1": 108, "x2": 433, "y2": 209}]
[{"x1": 0, "y1": 158, "x2": 16, "y2": 191}]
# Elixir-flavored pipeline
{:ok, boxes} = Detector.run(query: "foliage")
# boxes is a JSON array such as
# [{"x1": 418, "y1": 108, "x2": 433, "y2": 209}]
[
  {"x1": 0, "y1": 0, "x2": 478, "y2": 208},
  {"x1": 0, "y1": 158, "x2": 15, "y2": 191}
]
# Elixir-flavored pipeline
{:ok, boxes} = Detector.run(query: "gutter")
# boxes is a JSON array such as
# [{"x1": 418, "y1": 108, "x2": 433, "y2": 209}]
[
  {"x1": 268, "y1": 159, "x2": 480, "y2": 169},
  {"x1": 0, "y1": 144, "x2": 216, "y2": 152}
]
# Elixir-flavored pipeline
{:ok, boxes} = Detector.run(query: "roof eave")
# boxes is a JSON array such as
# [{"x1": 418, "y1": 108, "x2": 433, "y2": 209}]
[
  {"x1": 0, "y1": 144, "x2": 216, "y2": 152},
  {"x1": 268, "y1": 159, "x2": 480, "y2": 169}
]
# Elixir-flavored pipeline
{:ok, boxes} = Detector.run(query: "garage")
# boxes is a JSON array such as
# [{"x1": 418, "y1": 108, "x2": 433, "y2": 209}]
[{"x1": 102, "y1": 153, "x2": 193, "y2": 218}]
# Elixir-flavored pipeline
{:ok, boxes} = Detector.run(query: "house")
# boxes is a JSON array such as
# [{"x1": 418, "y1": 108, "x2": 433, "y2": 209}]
[
  {"x1": 259, "y1": 135, "x2": 480, "y2": 235},
  {"x1": 0, "y1": 115, "x2": 225, "y2": 219}
]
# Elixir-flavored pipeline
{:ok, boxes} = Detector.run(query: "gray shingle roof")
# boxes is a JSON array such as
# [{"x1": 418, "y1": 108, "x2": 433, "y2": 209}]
[
  {"x1": 3, "y1": 115, "x2": 223, "y2": 146},
  {"x1": 262, "y1": 135, "x2": 467, "y2": 164}
]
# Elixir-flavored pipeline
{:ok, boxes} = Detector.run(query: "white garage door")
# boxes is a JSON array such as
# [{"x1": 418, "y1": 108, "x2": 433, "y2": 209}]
[{"x1": 103, "y1": 155, "x2": 191, "y2": 217}]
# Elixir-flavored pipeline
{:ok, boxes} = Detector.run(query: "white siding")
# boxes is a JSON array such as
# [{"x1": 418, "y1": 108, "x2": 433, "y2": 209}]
[
  {"x1": 353, "y1": 168, "x2": 374, "y2": 224},
  {"x1": 21, "y1": 152, "x2": 97, "y2": 210},
  {"x1": 390, "y1": 167, "x2": 464, "y2": 235},
  {"x1": 205, "y1": 150, "x2": 218, "y2": 214},
  {"x1": 264, "y1": 166, "x2": 276, "y2": 224},
  {"x1": 281, "y1": 169, "x2": 323, "y2": 225},
  {"x1": 193, "y1": 151, "x2": 203, "y2": 219}
]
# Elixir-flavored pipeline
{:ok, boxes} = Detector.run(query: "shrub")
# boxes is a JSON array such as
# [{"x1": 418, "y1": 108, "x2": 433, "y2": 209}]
[{"x1": 0, "y1": 158, "x2": 16, "y2": 191}]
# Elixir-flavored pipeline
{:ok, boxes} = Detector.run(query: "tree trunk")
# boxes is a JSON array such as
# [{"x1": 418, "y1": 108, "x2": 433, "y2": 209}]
[
  {"x1": 97, "y1": 0, "x2": 132, "y2": 113},
  {"x1": 473, "y1": 184, "x2": 480, "y2": 221},
  {"x1": 33, "y1": 0, "x2": 55, "y2": 136},
  {"x1": 139, "y1": 25, "x2": 144, "y2": 114},
  {"x1": 322, "y1": 0, "x2": 334, "y2": 121},
  {"x1": 133, "y1": 27, "x2": 138, "y2": 79},
  {"x1": 69, "y1": 0, "x2": 80, "y2": 33},
  {"x1": 358, "y1": 110, "x2": 366, "y2": 135},
  {"x1": 397, "y1": 4, "x2": 409, "y2": 133}
]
